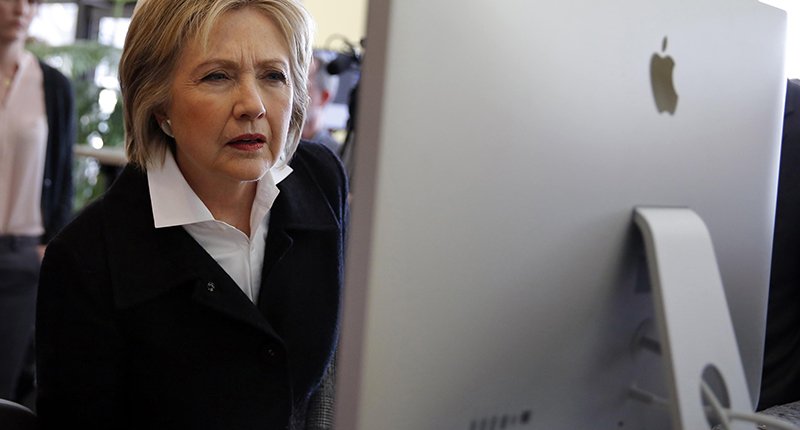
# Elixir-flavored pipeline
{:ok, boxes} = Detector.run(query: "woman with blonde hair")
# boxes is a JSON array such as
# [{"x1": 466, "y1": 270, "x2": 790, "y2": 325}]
[{"x1": 36, "y1": 0, "x2": 346, "y2": 428}]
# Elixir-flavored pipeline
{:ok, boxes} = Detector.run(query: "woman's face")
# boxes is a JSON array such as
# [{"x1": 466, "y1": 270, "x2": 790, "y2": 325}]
[
  {"x1": 0, "y1": 0, "x2": 38, "y2": 45},
  {"x1": 164, "y1": 7, "x2": 293, "y2": 191}
]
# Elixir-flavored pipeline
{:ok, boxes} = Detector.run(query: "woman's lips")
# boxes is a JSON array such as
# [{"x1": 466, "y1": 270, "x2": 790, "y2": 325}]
[{"x1": 227, "y1": 134, "x2": 266, "y2": 151}]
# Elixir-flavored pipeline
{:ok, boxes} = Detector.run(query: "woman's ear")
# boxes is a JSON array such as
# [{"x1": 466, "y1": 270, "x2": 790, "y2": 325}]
[
  {"x1": 154, "y1": 113, "x2": 166, "y2": 123},
  {"x1": 154, "y1": 114, "x2": 174, "y2": 138},
  {"x1": 160, "y1": 120, "x2": 174, "y2": 138}
]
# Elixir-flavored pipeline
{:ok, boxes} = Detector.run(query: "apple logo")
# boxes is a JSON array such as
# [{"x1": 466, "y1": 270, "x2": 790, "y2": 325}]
[{"x1": 650, "y1": 36, "x2": 678, "y2": 115}]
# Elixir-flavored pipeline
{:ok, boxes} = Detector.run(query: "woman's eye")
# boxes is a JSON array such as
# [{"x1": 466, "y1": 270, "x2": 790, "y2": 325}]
[
  {"x1": 264, "y1": 71, "x2": 288, "y2": 83},
  {"x1": 202, "y1": 72, "x2": 229, "y2": 82}
]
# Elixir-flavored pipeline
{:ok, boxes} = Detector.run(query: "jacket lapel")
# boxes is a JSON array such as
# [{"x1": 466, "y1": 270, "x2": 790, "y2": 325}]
[
  {"x1": 256, "y1": 165, "x2": 341, "y2": 315},
  {"x1": 255, "y1": 156, "x2": 344, "y2": 400},
  {"x1": 158, "y1": 225, "x2": 280, "y2": 339},
  {"x1": 104, "y1": 166, "x2": 279, "y2": 339}
]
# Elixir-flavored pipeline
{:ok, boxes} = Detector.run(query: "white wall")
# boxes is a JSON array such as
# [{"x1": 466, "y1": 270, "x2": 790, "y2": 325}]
[{"x1": 304, "y1": 0, "x2": 367, "y2": 50}]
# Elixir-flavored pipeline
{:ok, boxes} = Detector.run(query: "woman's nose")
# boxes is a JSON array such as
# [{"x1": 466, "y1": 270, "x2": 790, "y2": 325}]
[
  {"x1": 13, "y1": 0, "x2": 30, "y2": 14},
  {"x1": 234, "y1": 79, "x2": 267, "y2": 120}
]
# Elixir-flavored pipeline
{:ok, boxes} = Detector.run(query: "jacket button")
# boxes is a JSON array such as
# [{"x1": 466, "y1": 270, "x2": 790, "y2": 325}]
[
  {"x1": 206, "y1": 282, "x2": 216, "y2": 292},
  {"x1": 263, "y1": 344, "x2": 279, "y2": 359}
]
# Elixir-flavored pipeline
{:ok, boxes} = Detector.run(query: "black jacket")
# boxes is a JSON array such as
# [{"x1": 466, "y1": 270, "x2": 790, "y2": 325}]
[
  {"x1": 40, "y1": 60, "x2": 75, "y2": 244},
  {"x1": 36, "y1": 142, "x2": 347, "y2": 429}
]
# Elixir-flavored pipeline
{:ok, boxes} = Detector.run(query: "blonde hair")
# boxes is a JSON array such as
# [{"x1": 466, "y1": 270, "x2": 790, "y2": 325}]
[{"x1": 119, "y1": 0, "x2": 314, "y2": 169}]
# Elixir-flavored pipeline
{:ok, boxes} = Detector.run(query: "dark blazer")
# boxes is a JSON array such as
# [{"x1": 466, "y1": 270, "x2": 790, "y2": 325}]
[
  {"x1": 759, "y1": 79, "x2": 800, "y2": 410},
  {"x1": 40, "y1": 60, "x2": 76, "y2": 244},
  {"x1": 36, "y1": 142, "x2": 347, "y2": 429}
]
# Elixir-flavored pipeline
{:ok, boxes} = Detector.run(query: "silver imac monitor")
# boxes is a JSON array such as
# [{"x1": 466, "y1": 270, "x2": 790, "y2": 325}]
[{"x1": 335, "y1": 0, "x2": 787, "y2": 428}]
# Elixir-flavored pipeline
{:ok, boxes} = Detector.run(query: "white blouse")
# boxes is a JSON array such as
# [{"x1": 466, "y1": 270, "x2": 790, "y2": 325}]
[
  {"x1": 147, "y1": 150, "x2": 293, "y2": 303},
  {"x1": 0, "y1": 51, "x2": 48, "y2": 236}
]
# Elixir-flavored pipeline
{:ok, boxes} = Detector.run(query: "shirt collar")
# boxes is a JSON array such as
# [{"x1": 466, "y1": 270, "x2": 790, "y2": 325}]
[{"x1": 147, "y1": 150, "x2": 293, "y2": 229}]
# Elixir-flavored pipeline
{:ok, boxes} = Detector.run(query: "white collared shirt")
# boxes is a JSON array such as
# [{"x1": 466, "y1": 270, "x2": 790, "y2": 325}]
[{"x1": 147, "y1": 151, "x2": 293, "y2": 303}]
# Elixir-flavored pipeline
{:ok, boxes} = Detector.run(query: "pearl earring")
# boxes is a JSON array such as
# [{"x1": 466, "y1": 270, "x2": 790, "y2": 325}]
[{"x1": 160, "y1": 119, "x2": 174, "y2": 138}]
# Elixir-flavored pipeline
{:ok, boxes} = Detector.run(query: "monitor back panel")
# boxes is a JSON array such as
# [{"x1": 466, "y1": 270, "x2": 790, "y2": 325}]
[{"x1": 336, "y1": 1, "x2": 786, "y2": 428}]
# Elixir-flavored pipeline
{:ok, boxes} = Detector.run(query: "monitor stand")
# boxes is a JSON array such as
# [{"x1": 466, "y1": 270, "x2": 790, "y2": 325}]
[{"x1": 633, "y1": 207, "x2": 752, "y2": 430}]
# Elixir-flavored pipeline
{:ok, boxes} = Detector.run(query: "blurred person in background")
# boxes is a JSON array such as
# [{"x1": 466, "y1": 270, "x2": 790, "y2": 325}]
[
  {"x1": 0, "y1": 0, "x2": 75, "y2": 403},
  {"x1": 301, "y1": 51, "x2": 341, "y2": 154},
  {"x1": 36, "y1": 0, "x2": 346, "y2": 428}
]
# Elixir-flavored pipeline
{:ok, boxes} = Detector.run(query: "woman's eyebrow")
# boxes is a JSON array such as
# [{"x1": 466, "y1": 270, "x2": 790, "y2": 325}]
[{"x1": 191, "y1": 58, "x2": 289, "y2": 72}]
